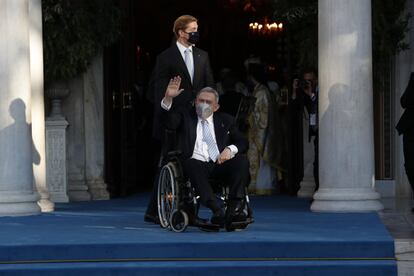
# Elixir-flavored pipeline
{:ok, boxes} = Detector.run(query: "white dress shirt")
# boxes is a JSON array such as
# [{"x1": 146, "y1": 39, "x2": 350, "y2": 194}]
[
  {"x1": 176, "y1": 41, "x2": 192, "y2": 61},
  {"x1": 176, "y1": 41, "x2": 194, "y2": 81}
]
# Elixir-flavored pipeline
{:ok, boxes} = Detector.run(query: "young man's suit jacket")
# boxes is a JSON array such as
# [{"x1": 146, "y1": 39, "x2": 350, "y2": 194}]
[
  {"x1": 149, "y1": 44, "x2": 215, "y2": 140},
  {"x1": 396, "y1": 73, "x2": 414, "y2": 135}
]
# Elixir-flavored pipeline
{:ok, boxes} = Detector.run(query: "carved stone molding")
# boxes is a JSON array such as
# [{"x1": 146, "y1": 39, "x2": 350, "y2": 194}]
[{"x1": 46, "y1": 119, "x2": 69, "y2": 202}]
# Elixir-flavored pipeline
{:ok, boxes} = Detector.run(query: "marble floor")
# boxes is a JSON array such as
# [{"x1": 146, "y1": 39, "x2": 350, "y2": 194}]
[
  {"x1": 380, "y1": 197, "x2": 414, "y2": 239},
  {"x1": 379, "y1": 197, "x2": 414, "y2": 276}
]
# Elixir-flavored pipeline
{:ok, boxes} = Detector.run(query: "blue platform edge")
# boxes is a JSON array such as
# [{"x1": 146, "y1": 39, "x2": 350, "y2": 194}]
[
  {"x1": 0, "y1": 194, "x2": 395, "y2": 263},
  {"x1": 0, "y1": 260, "x2": 397, "y2": 276}
]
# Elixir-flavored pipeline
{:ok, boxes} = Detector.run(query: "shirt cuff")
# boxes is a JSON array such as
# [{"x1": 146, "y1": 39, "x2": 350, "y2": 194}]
[
  {"x1": 161, "y1": 97, "x2": 172, "y2": 110},
  {"x1": 226, "y1": 145, "x2": 238, "y2": 158}
]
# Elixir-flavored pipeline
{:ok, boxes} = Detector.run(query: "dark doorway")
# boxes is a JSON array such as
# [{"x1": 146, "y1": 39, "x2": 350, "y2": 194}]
[{"x1": 103, "y1": 0, "x2": 294, "y2": 197}]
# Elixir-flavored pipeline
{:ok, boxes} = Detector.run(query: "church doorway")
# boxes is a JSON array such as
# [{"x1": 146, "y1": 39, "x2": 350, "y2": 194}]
[{"x1": 103, "y1": 0, "x2": 296, "y2": 197}]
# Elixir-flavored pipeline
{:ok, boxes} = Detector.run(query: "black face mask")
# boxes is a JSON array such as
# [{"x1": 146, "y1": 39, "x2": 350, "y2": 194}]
[{"x1": 186, "y1": 31, "x2": 200, "y2": 44}]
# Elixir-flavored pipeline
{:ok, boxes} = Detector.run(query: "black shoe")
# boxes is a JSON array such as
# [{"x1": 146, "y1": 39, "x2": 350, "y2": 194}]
[
  {"x1": 144, "y1": 213, "x2": 160, "y2": 224},
  {"x1": 225, "y1": 199, "x2": 247, "y2": 229},
  {"x1": 210, "y1": 209, "x2": 225, "y2": 227},
  {"x1": 189, "y1": 216, "x2": 209, "y2": 226},
  {"x1": 411, "y1": 207, "x2": 414, "y2": 213}
]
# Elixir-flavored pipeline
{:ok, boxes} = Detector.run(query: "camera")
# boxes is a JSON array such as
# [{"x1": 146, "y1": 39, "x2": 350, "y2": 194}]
[{"x1": 298, "y1": 79, "x2": 312, "y2": 90}]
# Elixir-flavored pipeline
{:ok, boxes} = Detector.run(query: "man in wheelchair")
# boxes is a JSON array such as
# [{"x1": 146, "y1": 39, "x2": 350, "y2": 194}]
[{"x1": 160, "y1": 76, "x2": 251, "y2": 230}]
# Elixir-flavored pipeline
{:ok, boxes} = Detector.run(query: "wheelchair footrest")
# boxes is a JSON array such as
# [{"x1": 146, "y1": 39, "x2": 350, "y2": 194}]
[
  {"x1": 197, "y1": 222, "x2": 221, "y2": 232},
  {"x1": 225, "y1": 217, "x2": 254, "y2": 232}
]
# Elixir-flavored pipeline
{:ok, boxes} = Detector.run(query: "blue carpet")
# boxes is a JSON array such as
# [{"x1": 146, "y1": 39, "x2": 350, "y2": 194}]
[{"x1": 0, "y1": 194, "x2": 397, "y2": 275}]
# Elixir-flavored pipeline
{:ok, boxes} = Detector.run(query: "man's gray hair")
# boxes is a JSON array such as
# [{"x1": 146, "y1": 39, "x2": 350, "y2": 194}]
[{"x1": 196, "y1": 86, "x2": 219, "y2": 103}]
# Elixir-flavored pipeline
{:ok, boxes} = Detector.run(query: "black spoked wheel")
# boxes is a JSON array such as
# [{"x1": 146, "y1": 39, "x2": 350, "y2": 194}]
[
  {"x1": 170, "y1": 210, "x2": 189, "y2": 232},
  {"x1": 157, "y1": 162, "x2": 180, "y2": 229}
]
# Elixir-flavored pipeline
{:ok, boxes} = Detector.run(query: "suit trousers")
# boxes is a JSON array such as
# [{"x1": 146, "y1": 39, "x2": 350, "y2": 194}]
[
  {"x1": 403, "y1": 128, "x2": 414, "y2": 192},
  {"x1": 313, "y1": 134, "x2": 319, "y2": 191},
  {"x1": 182, "y1": 155, "x2": 249, "y2": 209}
]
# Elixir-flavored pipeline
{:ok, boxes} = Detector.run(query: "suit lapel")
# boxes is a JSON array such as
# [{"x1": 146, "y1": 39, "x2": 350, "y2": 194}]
[
  {"x1": 213, "y1": 114, "x2": 226, "y2": 151},
  {"x1": 172, "y1": 44, "x2": 193, "y2": 87},
  {"x1": 189, "y1": 111, "x2": 198, "y2": 147},
  {"x1": 192, "y1": 47, "x2": 201, "y2": 88}
]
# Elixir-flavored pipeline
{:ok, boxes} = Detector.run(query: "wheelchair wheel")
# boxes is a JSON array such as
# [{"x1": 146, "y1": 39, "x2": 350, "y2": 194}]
[
  {"x1": 157, "y1": 161, "x2": 181, "y2": 229},
  {"x1": 170, "y1": 210, "x2": 189, "y2": 232}
]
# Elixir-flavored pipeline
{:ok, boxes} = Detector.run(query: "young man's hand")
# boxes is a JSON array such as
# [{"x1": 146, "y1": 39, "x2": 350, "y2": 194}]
[{"x1": 164, "y1": 76, "x2": 184, "y2": 106}]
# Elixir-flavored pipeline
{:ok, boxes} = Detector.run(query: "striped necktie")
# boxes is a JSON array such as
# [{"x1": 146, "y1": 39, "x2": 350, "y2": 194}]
[{"x1": 201, "y1": 119, "x2": 220, "y2": 162}]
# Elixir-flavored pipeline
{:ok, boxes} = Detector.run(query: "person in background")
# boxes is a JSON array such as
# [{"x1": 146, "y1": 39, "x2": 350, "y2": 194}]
[
  {"x1": 291, "y1": 69, "x2": 319, "y2": 192},
  {"x1": 396, "y1": 72, "x2": 414, "y2": 211},
  {"x1": 246, "y1": 62, "x2": 279, "y2": 195},
  {"x1": 216, "y1": 67, "x2": 248, "y2": 96}
]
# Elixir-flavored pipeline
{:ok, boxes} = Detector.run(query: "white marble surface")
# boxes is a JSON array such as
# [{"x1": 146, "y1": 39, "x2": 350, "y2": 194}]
[
  {"x1": 30, "y1": 0, "x2": 54, "y2": 212},
  {"x1": 312, "y1": 0, "x2": 382, "y2": 212},
  {"x1": 61, "y1": 54, "x2": 109, "y2": 201},
  {"x1": 396, "y1": 240, "x2": 414, "y2": 261},
  {"x1": 0, "y1": 0, "x2": 40, "y2": 216},
  {"x1": 379, "y1": 197, "x2": 414, "y2": 275},
  {"x1": 46, "y1": 119, "x2": 69, "y2": 203},
  {"x1": 62, "y1": 77, "x2": 91, "y2": 201},
  {"x1": 398, "y1": 261, "x2": 414, "y2": 276},
  {"x1": 83, "y1": 54, "x2": 109, "y2": 200}
]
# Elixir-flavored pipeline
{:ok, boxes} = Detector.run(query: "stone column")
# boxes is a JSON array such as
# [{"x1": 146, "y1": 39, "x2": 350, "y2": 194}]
[
  {"x1": 298, "y1": 112, "x2": 316, "y2": 198},
  {"x1": 64, "y1": 77, "x2": 91, "y2": 201},
  {"x1": 84, "y1": 54, "x2": 110, "y2": 200},
  {"x1": 312, "y1": 0, "x2": 383, "y2": 212},
  {"x1": 29, "y1": 0, "x2": 54, "y2": 212},
  {"x1": 0, "y1": 0, "x2": 40, "y2": 216}
]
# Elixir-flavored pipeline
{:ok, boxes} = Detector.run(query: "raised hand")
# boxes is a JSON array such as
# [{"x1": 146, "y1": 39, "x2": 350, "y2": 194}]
[{"x1": 165, "y1": 76, "x2": 184, "y2": 100}]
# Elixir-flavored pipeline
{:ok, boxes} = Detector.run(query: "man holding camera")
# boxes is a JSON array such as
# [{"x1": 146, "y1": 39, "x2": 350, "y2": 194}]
[{"x1": 292, "y1": 69, "x2": 319, "y2": 191}]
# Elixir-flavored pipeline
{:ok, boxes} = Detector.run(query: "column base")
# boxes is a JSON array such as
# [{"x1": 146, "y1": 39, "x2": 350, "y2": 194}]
[
  {"x1": 88, "y1": 179, "x2": 110, "y2": 200},
  {"x1": 297, "y1": 179, "x2": 316, "y2": 198},
  {"x1": 68, "y1": 176, "x2": 91, "y2": 201},
  {"x1": 311, "y1": 188, "x2": 384, "y2": 212},
  {"x1": 37, "y1": 198, "x2": 55, "y2": 212},
  {"x1": 0, "y1": 192, "x2": 41, "y2": 216},
  {"x1": 68, "y1": 191, "x2": 91, "y2": 201},
  {"x1": 68, "y1": 181, "x2": 91, "y2": 201}
]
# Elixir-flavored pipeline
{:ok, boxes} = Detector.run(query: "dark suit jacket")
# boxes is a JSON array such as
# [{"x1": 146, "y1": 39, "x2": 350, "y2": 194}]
[
  {"x1": 148, "y1": 43, "x2": 215, "y2": 140},
  {"x1": 396, "y1": 73, "x2": 414, "y2": 135},
  {"x1": 290, "y1": 87, "x2": 318, "y2": 141},
  {"x1": 161, "y1": 104, "x2": 248, "y2": 161}
]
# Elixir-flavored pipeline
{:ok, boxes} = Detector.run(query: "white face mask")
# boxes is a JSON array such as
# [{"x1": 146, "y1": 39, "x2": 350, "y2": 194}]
[{"x1": 196, "y1": 102, "x2": 213, "y2": 119}]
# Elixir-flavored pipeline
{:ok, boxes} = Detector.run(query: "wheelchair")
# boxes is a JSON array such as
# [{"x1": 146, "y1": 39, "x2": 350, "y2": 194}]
[
  {"x1": 157, "y1": 150, "x2": 254, "y2": 232},
  {"x1": 156, "y1": 95, "x2": 256, "y2": 233}
]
